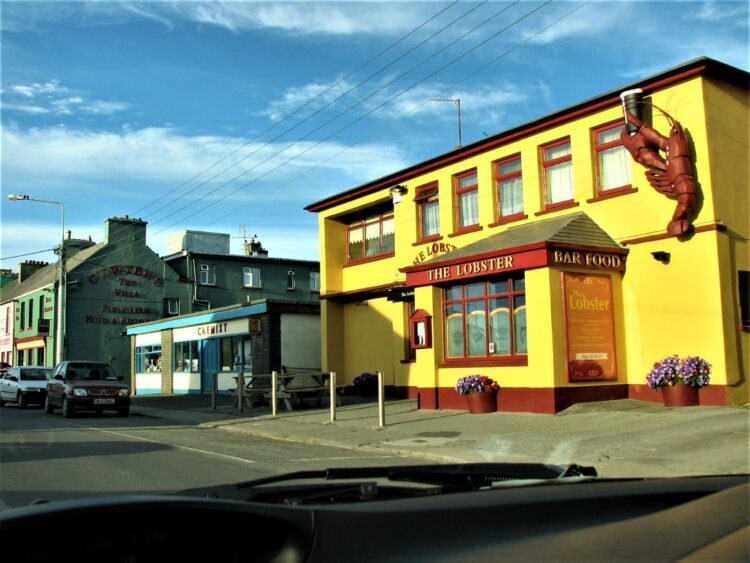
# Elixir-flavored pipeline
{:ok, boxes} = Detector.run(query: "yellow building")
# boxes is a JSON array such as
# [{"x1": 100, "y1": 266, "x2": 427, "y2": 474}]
[{"x1": 305, "y1": 58, "x2": 749, "y2": 413}]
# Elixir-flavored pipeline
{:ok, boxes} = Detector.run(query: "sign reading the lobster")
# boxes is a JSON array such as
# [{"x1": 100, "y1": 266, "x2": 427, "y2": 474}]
[{"x1": 619, "y1": 89, "x2": 697, "y2": 236}]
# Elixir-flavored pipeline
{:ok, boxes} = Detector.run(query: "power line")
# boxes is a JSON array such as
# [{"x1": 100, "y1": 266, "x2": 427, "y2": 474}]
[
  {"x1": 133, "y1": 1, "x2": 525, "y2": 233},
  {"x1": 0, "y1": 248, "x2": 57, "y2": 262},
  {"x1": 125, "y1": 0, "x2": 462, "y2": 222},
  {"x1": 140, "y1": 0, "x2": 488, "y2": 224}
]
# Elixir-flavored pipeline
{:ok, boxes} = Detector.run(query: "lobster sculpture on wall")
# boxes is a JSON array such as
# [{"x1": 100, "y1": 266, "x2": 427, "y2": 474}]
[{"x1": 619, "y1": 89, "x2": 697, "y2": 236}]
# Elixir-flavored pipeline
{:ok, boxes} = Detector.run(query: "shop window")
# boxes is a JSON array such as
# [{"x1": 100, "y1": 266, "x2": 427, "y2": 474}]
[
  {"x1": 454, "y1": 170, "x2": 479, "y2": 230},
  {"x1": 310, "y1": 272, "x2": 320, "y2": 292},
  {"x1": 740, "y1": 271, "x2": 750, "y2": 330},
  {"x1": 443, "y1": 274, "x2": 527, "y2": 361},
  {"x1": 593, "y1": 122, "x2": 631, "y2": 193},
  {"x1": 36, "y1": 347, "x2": 44, "y2": 366},
  {"x1": 220, "y1": 336, "x2": 252, "y2": 372},
  {"x1": 346, "y1": 212, "x2": 395, "y2": 263},
  {"x1": 541, "y1": 138, "x2": 573, "y2": 206},
  {"x1": 495, "y1": 155, "x2": 524, "y2": 218},
  {"x1": 243, "y1": 267, "x2": 261, "y2": 288},
  {"x1": 415, "y1": 182, "x2": 440, "y2": 241},
  {"x1": 287, "y1": 269, "x2": 296, "y2": 291},
  {"x1": 164, "y1": 298, "x2": 180, "y2": 317},
  {"x1": 174, "y1": 341, "x2": 199, "y2": 372},
  {"x1": 199, "y1": 264, "x2": 215, "y2": 285},
  {"x1": 136, "y1": 345, "x2": 162, "y2": 373}
]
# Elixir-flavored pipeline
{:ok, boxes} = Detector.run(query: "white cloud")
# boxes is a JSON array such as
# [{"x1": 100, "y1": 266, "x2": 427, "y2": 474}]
[
  {"x1": 525, "y1": 2, "x2": 631, "y2": 45},
  {"x1": 694, "y1": 0, "x2": 749, "y2": 23},
  {"x1": 2, "y1": 79, "x2": 130, "y2": 117},
  {"x1": 1, "y1": 124, "x2": 408, "y2": 196}
]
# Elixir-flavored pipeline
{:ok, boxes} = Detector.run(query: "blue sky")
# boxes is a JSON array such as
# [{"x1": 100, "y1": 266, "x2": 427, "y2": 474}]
[{"x1": 1, "y1": 1, "x2": 748, "y2": 271}]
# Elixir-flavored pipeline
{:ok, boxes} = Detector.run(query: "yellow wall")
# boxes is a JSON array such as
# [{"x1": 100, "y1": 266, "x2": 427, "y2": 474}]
[{"x1": 315, "y1": 73, "x2": 747, "y2": 402}]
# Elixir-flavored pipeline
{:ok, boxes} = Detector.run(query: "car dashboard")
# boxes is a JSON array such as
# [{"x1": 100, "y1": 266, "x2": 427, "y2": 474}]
[{"x1": 0, "y1": 474, "x2": 747, "y2": 562}]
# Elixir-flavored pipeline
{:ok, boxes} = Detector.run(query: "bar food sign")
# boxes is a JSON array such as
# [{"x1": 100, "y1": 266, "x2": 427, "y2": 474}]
[{"x1": 563, "y1": 273, "x2": 617, "y2": 382}]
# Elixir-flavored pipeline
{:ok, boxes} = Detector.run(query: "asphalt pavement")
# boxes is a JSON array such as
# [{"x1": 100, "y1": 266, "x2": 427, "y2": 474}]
[{"x1": 130, "y1": 393, "x2": 750, "y2": 478}]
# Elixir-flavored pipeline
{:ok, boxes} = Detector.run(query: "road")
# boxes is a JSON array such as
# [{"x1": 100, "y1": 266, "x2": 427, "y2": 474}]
[{"x1": 0, "y1": 404, "x2": 430, "y2": 510}]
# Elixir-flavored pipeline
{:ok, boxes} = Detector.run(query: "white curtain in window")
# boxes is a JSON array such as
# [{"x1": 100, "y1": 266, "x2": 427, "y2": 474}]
[
  {"x1": 499, "y1": 177, "x2": 523, "y2": 216},
  {"x1": 422, "y1": 201, "x2": 440, "y2": 236},
  {"x1": 546, "y1": 161, "x2": 573, "y2": 203},
  {"x1": 599, "y1": 146, "x2": 631, "y2": 191},
  {"x1": 459, "y1": 191, "x2": 479, "y2": 227},
  {"x1": 365, "y1": 221, "x2": 380, "y2": 255},
  {"x1": 381, "y1": 216, "x2": 395, "y2": 253}
]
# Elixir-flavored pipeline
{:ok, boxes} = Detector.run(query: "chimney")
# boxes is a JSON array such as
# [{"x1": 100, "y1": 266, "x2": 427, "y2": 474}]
[
  {"x1": 105, "y1": 216, "x2": 147, "y2": 246},
  {"x1": 18, "y1": 260, "x2": 49, "y2": 282},
  {"x1": 244, "y1": 237, "x2": 268, "y2": 257}
]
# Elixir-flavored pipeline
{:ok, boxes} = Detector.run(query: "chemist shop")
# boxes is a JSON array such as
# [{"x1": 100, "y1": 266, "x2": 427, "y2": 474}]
[{"x1": 126, "y1": 300, "x2": 320, "y2": 395}]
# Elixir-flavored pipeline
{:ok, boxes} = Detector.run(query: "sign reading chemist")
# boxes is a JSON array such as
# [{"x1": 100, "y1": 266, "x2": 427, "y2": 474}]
[{"x1": 173, "y1": 318, "x2": 260, "y2": 342}]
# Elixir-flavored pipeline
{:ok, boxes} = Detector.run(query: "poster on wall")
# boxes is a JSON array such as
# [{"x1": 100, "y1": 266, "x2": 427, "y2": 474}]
[{"x1": 563, "y1": 273, "x2": 617, "y2": 382}]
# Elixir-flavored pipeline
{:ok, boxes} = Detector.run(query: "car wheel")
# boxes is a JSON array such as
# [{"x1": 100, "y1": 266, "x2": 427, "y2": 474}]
[
  {"x1": 117, "y1": 407, "x2": 130, "y2": 417},
  {"x1": 44, "y1": 396, "x2": 55, "y2": 414},
  {"x1": 17, "y1": 392, "x2": 27, "y2": 409},
  {"x1": 62, "y1": 396, "x2": 73, "y2": 418}
]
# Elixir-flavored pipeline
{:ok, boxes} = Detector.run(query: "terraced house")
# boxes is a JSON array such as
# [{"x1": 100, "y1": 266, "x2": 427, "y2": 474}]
[{"x1": 306, "y1": 57, "x2": 749, "y2": 413}]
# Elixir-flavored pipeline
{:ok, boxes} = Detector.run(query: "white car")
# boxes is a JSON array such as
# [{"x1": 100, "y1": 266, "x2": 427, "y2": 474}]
[{"x1": 0, "y1": 366, "x2": 53, "y2": 408}]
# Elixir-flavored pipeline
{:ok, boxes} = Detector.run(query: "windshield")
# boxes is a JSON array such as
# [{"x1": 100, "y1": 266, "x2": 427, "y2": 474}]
[
  {"x1": 0, "y1": 0, "x2": 747, "y2": 520},
  {"x1": 67, "y1": 364, "x2": 118, "y2": 381},
  {"x1": 20, "y1": 369, "x2": 52, "y2": 381}
]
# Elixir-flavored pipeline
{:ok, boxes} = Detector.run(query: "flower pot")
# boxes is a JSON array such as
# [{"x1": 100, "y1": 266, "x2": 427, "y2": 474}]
[
  {"x1": 662, "y1": 384, "x2": 700, "y2": 407},
  {"x1": 465, "y1": 392, "x2": 496, "y2": 414}
]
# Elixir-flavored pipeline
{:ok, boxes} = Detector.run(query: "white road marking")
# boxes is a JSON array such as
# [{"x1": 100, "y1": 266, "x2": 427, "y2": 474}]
[
  {"x1": 281, "y1": 455, "x2": 401, "y2": 462},
  {"x1": 68, "y1": 423, "x2": 257, "y2": 466}
]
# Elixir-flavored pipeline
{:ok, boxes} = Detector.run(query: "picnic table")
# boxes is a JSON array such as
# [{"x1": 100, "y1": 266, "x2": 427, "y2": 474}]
[{"x1": 231, "y1": 371, "x2": 344, "y2": 412}]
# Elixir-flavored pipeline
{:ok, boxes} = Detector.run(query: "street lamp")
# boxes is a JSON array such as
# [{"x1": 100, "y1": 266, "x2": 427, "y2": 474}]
[
  {"x1": 429, "y1": 96, "x2": 462, "y2": 148},
  {"x1": 7, "y1": 194, "x2": 66, "y2": 364}
]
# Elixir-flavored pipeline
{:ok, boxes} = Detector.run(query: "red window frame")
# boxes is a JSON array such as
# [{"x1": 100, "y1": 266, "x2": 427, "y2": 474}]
[
  {"x1": 346, "y1": 212, "x2": 395, "y2": 264},
  {"x1": 414, "y1": 182, "x2": 440, "y2": 243},
  {"x1": 442, "y1": 276, "x2": 527, "y2": 364},
  {"x1": 541, "y1": 138, "x2": 573, "y2": 208},
  {"x1": 592, "y1": 120, "x2": 632, "y2": 195},
  {"x1": 494, "y1": 154, "x2": 525, "y2": 221},
  {"x1": 453, "y1": 169, "x2": 480, "y2": 232}
]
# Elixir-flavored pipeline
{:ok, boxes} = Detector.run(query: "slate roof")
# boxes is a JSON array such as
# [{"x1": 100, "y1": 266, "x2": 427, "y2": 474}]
[
  {"x1": 417, "y1": 212, "x2": 622, "y2": 268},
  {"x1": 0, "y1": 243, "x2": 105, "y2": 303}
]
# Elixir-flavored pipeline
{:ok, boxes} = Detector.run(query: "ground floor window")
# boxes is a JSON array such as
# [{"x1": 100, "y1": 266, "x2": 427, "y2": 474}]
[
  {"x1": 220, "y1": 335, "x2": 252, "y2": 371},
  {"x1": 174, "y1": 341, "x2": 199, "y2": 372},
  {"x1": 443, "y1": 273, "x2": 527, "y2": 360},
  {"x1": 136, "y1": 344, "x2": 162, "y2": 373},
  {"x1": 36, "y1": 347, "x2": 44, "y2": 366}
]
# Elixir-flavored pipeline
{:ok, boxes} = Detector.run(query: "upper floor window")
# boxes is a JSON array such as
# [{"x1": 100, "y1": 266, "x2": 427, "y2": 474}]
[
  {"x1": 415, "y1": 183, "x2": 440, "y2": 241},
  {"x1": 310, "y1": 272, "x2": 320, "y2": 292},
  {"x1": 542, "y1": 139, "x2": 573, "y2": 206},
  {"x1": 27, "y1": 299, "x2": 34, "y2": 329},
  {"x1": 164, "y1": 298, "x2": 180, "y2": 317},
  {"x1": 287, "y1": 269, "x2": 296, "y2": 290},
  {"x1": 20, "y1": 302, "x2": 25, "y2": 330},
  {"x1": 347, "y1": 212, "x2": 395, "y2": 262},
  {"x1": 199, "y1": 263, "x2": 215, "y2": 285},
  {"x1": 593, "y1": 122, "x2": 632, "y2": 193},
  {"x1": 243, "y1": 267, "x2": 261, "y2": 288},
  {"x1": 495, "y1": 156, "x2": 524, "y2": 218},
  {"x1": 444, "y1": 274, "x2": 526, "y2": 360},
  {"x1": 455, "y1": 171, "x2": 479, "y2": 229}
]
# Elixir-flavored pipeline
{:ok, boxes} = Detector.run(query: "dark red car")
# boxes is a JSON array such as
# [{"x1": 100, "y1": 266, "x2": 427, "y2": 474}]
[{"x1": 45, "y1": 361, "x2": 130, "y2": 417}]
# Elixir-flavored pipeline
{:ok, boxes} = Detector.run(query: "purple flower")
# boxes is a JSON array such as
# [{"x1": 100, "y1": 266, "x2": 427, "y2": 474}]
[
  {"x1": 646, "y1": 355, "x2": 711, "y2": 390},
  {"x1": 455, "y1": 375, "x2": 500, "y2": 396}
]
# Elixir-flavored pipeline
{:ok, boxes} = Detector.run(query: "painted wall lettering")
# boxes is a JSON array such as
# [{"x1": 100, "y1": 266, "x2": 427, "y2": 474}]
[
  {"x1": 553, "y1": 250, "x2": 622, "y2": 270},
  {"x1": 88, "y1": 264, "x2": 164, "y2": 287},
  {"x1": 412, "y1": 242, "x2": 458, "y2": 265}
]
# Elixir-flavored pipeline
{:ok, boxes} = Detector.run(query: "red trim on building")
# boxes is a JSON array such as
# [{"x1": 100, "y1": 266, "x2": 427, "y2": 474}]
[
  {"x1": 488, "y1": 213, "x2": 528, "y2": 228},
  {"x1": 413, "y1": 235, "x2": 443, "y2": 246},
  {"x1": 534, "y1": 201, "x2": 580, "y2": 217},
  {"x1": 448, "y1": 224, "x2": 483, "y2": 238},
  {"x1": 629, "y1": 384, "x2": 728, "y2": 406},
  {"x1": 307, "y1": 64, "x2": 721, "y2": 213},
  {"x1": 13, "y1": 335, "x2": 47, "y2": 345},
  {"x1": 586, "y1": 187, "x2": 638, "y2": 203}
]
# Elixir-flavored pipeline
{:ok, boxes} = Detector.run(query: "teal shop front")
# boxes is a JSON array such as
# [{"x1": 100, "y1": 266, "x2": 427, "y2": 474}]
[{"x1": 127, "y1": 303, "x2": 265, "y2": 395}]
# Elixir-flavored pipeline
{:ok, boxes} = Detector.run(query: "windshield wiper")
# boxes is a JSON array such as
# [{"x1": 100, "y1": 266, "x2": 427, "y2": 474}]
[{"x1": 177, "y1": 463, "x2": 597, "y2": 505}]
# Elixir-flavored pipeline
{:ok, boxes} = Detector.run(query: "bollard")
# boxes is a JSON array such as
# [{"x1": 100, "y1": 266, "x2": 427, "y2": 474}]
[
  {"x1": 271, "y1": 370, "x2": 278, "y2": 417},
  {"x1": 211, "y1": 372, "x2": 217, "y2": 410},
  {"x1": 377, "y1": 371, "x2": 385, "y2": 427},
  {"x1": 330, "y1": 371, "x2": 336, "y2": 422},
  {"x1": 237, "y1": 372, "x2": 245, "y2": 413}
]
